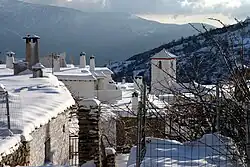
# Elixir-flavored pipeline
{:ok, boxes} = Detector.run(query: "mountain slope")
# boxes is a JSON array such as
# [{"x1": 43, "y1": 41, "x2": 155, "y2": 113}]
[
  {"x1": 0, "y1": 0, "x2": 213, "y2": 65},
  {"x1": 109, "y1": 19, "x2": 250, "y2": 84}
]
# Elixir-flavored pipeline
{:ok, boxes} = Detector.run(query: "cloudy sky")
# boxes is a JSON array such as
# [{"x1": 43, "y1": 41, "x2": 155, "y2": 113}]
[{"x1": 24, "y1": 0, "x2": 250, "y2": 27}]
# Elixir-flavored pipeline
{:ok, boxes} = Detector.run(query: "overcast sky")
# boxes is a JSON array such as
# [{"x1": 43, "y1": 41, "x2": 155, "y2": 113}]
[{"x1": 24, "y1": 0, "x2": 250, "y2": 27}]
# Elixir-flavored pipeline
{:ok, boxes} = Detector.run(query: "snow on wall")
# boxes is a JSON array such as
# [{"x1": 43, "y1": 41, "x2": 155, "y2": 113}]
[
  {"x1": 0, "y1": 65, "x2": 75, "y2": 159},
  {"x1": 127, "y1": 133, "x2": 242, "y2": 167}
]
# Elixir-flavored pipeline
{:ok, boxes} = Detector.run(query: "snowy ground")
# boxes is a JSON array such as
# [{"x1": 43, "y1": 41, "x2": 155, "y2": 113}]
[
  {"x1": 116, "y1": 154, "x2": 130, "y2": 167},
  {"x1": 127, "y1": 133, "x2": 243, "y2": 167}
]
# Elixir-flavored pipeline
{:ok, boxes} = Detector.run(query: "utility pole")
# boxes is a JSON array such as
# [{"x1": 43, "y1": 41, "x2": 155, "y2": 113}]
[
  {"x1": 5, "y1": 91, "x2": 10, "y2": 130},
  {"x1": 245, "y1": 101, "x2": 250, "y2": 167},
  {"x1": 51, "y1": 53, "x2": 54, "y2": 74},
  {"x1": 136, "y1": 78, "x2": 147, "y2": 167},
  {"x1": 216, "y1": 82, "x2": 220, "y2": 131},
  {"x1": 136, "y1": 100, "x2": 142, "y2": 167},
  {"x1": 141, "y1": 78, "x2": 147, "y2": 155}
]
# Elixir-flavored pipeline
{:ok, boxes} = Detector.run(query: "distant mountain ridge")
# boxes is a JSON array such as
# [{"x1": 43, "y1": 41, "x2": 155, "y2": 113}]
[
  {"x1": 109, "y1": 19, "x2": 250, "y2": 84},
  {"x1": 0, "y1": 0, "x2": 214, "y2": 65}
]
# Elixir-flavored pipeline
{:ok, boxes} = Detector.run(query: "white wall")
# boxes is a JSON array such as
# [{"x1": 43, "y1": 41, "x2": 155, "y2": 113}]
[
  {"x1": 61, "y1": 80, "x2": 95, "y2": 99},
  {"x1": 95, "y1": 90, "x2": 122, "y2": 103},
  {"x1": 151, "y1": 58, "x2": 176, "y2": 95},
  {"x1": 103, "y1": 75, "x2": 116, "y2": 90}
]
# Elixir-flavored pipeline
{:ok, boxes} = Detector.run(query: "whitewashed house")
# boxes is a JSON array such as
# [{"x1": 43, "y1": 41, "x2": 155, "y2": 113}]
[{"x1": 47, "y1": 52, "x2": 122, "y2": 103}]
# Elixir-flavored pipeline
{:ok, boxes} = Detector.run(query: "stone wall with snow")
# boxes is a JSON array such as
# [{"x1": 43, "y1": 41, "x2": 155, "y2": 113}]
[
  {"x1": 29, "y1": 111, "x2": 70, "y2": 165},
  {"x1": 0, "y1": 64, "x2": 75, "y2": 166},
  {"x1": 0, "y1": 109, "x2": 71, "y2": 166}
]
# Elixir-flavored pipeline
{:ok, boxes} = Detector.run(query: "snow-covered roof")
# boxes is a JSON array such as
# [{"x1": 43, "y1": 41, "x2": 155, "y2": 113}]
[
  {"x1": 117, "y1": 82, "x2": 134, "y2": 90},
  {"x1": 0, "y1": 64, "x2": 75, "y2": 159},
  {"x1": 93, "y1": 71, "x2": 106, "y2": 78},
  {"x1": 110, "y1": 89, "x2": 168, "y2": 117},
  {"x1": 152, "y1": 48, "x2": 177, "y2": 59},
  {"x1": 45, "y1": 65, "x2": 113, "y2": 81},
  {"x1": 52, "y1": 67, "x2": 97, "y2": 81}
]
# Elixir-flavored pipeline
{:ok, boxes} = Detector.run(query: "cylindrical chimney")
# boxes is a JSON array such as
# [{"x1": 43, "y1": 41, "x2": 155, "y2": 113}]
[
  {"x1": 32, "y1": 36, "x2": 40, "y2": 65},
  {"x1": 122, "y1": 77, "x2": 126, "y2": 84},
  {"x1": 80, "y1": 52, "x2": 86, "y2": 68},
  {"x1": 23, "y1": 35, "x2": 31, "y2": 65},
  {"x1": 53, "y1": 55, "x2": 61, "y2": 72},
  {"x1": 23, "y1": 34, "x2": 40, "y2": 68},
  {"x1": 6, "y1": 51, "x2": 15, "y2": 69},
  {"x1": 134, "y1": 76, "x2": 143, "y2": 91},
  {"x1": 132, "y1": 91, "x2": 139, "y2": 113},
  {"x1": 90, "y1": 55, "x2": 95, "y2": 71}
]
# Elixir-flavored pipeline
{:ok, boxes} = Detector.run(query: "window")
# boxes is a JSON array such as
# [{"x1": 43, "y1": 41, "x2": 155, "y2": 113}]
[
  {"x1": 44, "y1": 137, "x2": 51, "y2": 164},
  {"x1": 62, "y1": 124, "x2": 66, "y2": 132},
  {"x1": 158, "y1": 61, "x2": 162, "y2": 69}
]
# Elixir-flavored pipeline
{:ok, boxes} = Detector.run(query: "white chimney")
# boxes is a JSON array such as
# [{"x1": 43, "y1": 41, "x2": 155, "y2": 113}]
[
  {"x1": 134, "y1": 76, "x2": 143, "y2": 91},
  {"x1": 90, "y1": 55, "x2": 95, "y2": 71},
  {"x1": 80, "y1": 52, "x2": 86, "y2": 68},
  {"x1": 122, "y1": 77, "x2": 126, "y2": 84},
  {"x1": 6, "y1": 51, "x2": 15, "y2": 69},
  {"x1": 53, "y1": 55, "x2": 61, "y2": 72},
  {"x1": 132, "y1": 91, "x2": 139, "y2": 113}
]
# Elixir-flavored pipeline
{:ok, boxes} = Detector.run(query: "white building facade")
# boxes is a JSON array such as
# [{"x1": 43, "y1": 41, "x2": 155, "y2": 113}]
[
  {"x1": 151, "y1": 49, "x2": 177, "y2": 95},
  {"x1": 53, "y1": 54, "x2": 122, "y2": 103}
]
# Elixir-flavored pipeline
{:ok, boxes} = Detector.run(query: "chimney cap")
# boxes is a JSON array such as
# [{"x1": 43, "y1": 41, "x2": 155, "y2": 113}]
[
  {"x1": 6, "y1": 51, "x2": 15, "y2": 56},
  {"x1": 135, "y1": 76, "x2": 143, "y2": 79},
  {"x1": 90, "y1": 55, "x2": 95, "y2": 59},
  {"x1": 80, "y1": 52, "x2": 86, "y2": 56},
  {"x1": 132, "y1": 91, "x2": 139, "y2": 97},
  {"x1": 23, "y1": 34, "x2": 31, "y2": 39},
  {"x1": 23, "y1": 34, "x2": 40, "y2": 39}
]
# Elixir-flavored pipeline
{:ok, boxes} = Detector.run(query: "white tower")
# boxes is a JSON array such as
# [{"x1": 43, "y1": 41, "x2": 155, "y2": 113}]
[{"x1": 150, "y1": 49, "x2": 177, "y2": 95}]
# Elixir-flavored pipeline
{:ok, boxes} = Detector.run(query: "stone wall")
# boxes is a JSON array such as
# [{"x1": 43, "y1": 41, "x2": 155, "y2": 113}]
[
  {"x1": 78, "y1": 99, "x2": 101, "y2": 167},
  {"x1": 0, "y1": 109, "x2": 71, "y2": 166},
  {"x1": 29, "y1": 111, "x2": 70, "y2": 165},
  {"x1": 0, "y1": 142, "x2": 29, "y2": 166},
  {"x1": 116, "y1": 117, "x2": 165, "y2": 152},
  {"x1": 105, "y1": 148, "x2": 116, "y2": 167}
]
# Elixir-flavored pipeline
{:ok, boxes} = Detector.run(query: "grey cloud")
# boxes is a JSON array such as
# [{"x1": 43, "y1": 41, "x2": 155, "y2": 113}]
[{"x1": 22, "y1": 0, "x2": 249, "y2": 19}]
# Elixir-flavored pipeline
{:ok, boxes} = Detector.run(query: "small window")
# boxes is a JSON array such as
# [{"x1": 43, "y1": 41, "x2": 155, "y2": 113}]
[
  {"x1": 171, "y1": 61, "x2": 174, "y2": 69},
  {"x1": 158, "y1": 61, "x2": 162, "y2": 69},
  {"x1": 62, "y1": 124, "x2": 66, "y2": 132},
  {"x1": 44, "y1": 137, "x2": 51, "y2": 164}
]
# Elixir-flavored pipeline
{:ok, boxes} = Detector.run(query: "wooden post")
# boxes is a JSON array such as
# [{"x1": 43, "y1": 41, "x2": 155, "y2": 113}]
[
  {"x1": 246, "y1": 102, "x2": 250, "y2": 167},
  {"x1": 216, "y1": 83, "x2": 220, "y2": 131},
  {"x1": 6, "y1": 91, "x2": 10, "y2": 130}
]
